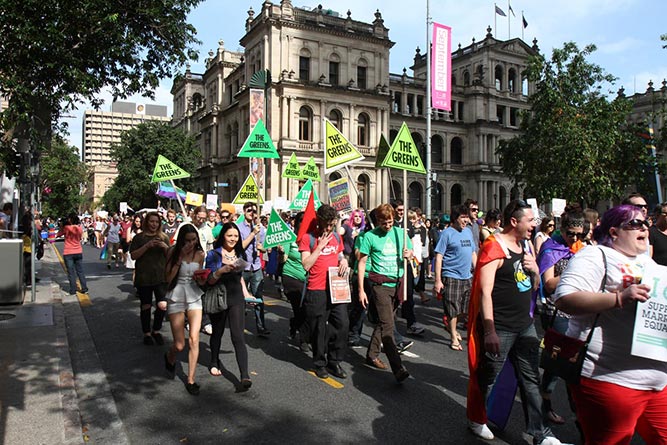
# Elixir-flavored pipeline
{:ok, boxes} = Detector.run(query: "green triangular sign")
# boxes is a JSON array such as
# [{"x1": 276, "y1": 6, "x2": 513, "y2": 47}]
[
  {"x1": 375, "y1": 134, "x2": 391, "y2": 168},
  {"x1": 263, "y1": 208, "x2": 297, "y2": 249},
  {"x1": 232, "y1": 174, "x2": 265, "y2": 204},
  {"x1": 151, "y1": 155, "x2": 191, "y2": 183},
  {"x1": 282, "y1": 153, "x2": 303, "y2": 179},
  {"x1": 289, "y1": 179, "x2": 322, "y2": 211},
  {"x1": 323, "y1": 118, "x2": 365, "y2": 173},
  {"x1": 235, "y1": 213, "x2": 246, "y2": 225},
  {"x1": 380, "y1": 122, "x2": 426, "y2": 174},
  {"x1": 237, "y1": 119, "x2": 279, "y2": 158},
  {"x1": 300, "y1": 156, "x2": 321, "y2": 182}
]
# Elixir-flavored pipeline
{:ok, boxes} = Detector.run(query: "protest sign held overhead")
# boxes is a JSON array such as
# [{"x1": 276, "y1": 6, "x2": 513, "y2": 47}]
[
  {"x1": 300, "y1": 156, "x2": 321, "y2": 182},
  {"x1": 380, "y1": 122, "x2": 426, "y2": 174},
  {"x1": 375, "y1": 134, "x2": 391, "y2": 168},
  {"x1": 232, "y1": 174, "x2": 265, "y2": 204},
  {"x1": 185, "y1": 192, "x2": 203, "y2": 206},
  {"x1": 237, "y1": 119, "x2": 280, "y2": 159},
  {"x1": 289, "y1": 179, "x2": 322, "y2": 211},
  {"x1": 282, "y1": 153, "x2": 303, "y2": 179},
  {"x1": 151, "y1": 155, "x2": 191, "y2": 182},
  {"x1": 328, "y1": 177, "x2": 352, "y2": 214},
  {"x1": 263, "y1": 208, "x2": 297, "y2": 249},
  {"x1": 323, "y1": 118, "x2": 364, "y2": 173}
]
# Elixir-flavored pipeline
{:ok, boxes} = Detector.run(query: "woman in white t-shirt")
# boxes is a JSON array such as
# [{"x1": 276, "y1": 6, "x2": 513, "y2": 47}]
[{"x1": 554, "y1": 205, "x2": 666, "y2": 445}]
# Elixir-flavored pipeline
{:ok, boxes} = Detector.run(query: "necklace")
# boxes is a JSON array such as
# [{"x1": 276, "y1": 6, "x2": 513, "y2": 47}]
[{"x1": 222, "y1": 251, "x2": 237, "y2": 261}]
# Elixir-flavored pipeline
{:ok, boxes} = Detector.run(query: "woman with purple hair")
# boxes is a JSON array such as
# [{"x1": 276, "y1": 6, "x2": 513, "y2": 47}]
[{"x1": 554, "y1": 205, "x2": 666, "y2": 444}]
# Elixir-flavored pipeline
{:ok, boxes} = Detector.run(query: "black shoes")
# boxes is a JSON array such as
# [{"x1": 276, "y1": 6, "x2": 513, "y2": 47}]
[
  {"x1": 257, "y1": 328, "x2": 271, "y2": 337},
  {"x1": 314, "y1": 367, "x2": 329, "y2": 379},
  {"x1": 143, "y1": 335, "x2": 154, "y2": 345},
  {"x1": 185, "y1": 382, "x2": 200, "y2": 395},
  {"x1": 241, "y1": 378, "x2": 252, "y2": 390},
  {"x1": 164, "y1": 353, "x2": 175, "y2": 377},
  {"x1": 152, "y1": 332, "x2": 164, "y2": 345},
  {"x1": 395, "y1": 367, "x2": 410, "y2": 383},
  {"x1": 326, "y1": 363, "x2": 348, "y2": 379}
]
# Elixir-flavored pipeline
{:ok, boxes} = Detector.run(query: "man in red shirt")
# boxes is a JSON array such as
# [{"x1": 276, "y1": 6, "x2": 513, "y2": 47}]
[{"x1": 299, "y1": 204, "x2": 349, "y2": 379}]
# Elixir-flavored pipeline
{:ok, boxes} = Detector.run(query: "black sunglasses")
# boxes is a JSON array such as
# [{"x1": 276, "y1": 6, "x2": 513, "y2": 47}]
[
  {"x1": 622, "y1": 219, "x2": 649, "y2": 231},
  {"x1": 245, "y1": 208, "x2": 257, "y2": 213},
  {"x1": 565, "y1": 230, "x2": 586, "y2": 239},
  {"x1": 221, "y1": 214, "x2": 230, "y2": 219},
  {"x1": 634, "y1": 204, "x2": 648, "y2": 209}
]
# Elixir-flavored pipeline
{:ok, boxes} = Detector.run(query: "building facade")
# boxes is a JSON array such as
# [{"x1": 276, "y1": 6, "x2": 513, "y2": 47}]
[{"x1": 171, "y1": 1, "x2": 537, "y2": 215}]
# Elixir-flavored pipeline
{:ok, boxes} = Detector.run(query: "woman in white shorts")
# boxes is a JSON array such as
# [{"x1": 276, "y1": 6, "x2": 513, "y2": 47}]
[{"x1": 163, "y1": 224, "x2": 205, "y2": 395}]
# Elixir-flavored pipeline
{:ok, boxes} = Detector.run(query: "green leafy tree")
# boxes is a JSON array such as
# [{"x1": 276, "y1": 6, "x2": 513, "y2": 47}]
[
  {"x1": 0, "y1": 0, "x2": 202, "y2": 176},
  {"x1": 41, "y1": 135, "x2": 89, "y2": 217},
  {"x1": 102, "y1": 122, "x2": 199, "y2": 211},
  {"x1": 497, "y1": 42, "x2": 659, "y2": 207}
]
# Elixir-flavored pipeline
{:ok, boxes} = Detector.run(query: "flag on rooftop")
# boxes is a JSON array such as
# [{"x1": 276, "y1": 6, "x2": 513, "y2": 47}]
[{"x1": 495, "y1": 5, "x2": 506, "y2": 17}]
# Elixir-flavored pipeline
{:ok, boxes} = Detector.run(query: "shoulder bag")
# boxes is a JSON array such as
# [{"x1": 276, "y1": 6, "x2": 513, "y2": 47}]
[
  {"x1": 202, "y1": 250, "x2": 228, "y2": 313},
  {"x1": 539, "y1": 247, "x2": 607, "y2": 385}
]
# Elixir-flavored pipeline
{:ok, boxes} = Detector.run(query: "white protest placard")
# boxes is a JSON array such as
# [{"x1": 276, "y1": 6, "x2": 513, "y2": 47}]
[
  {"x1": 632, "y1": 262, "x2": 667, "y2": 362},
  {"x1": 552, "y1": 198, "x2": 566, "y2": 217},
  {"x1": 206, "y1": 194, "x2": 218, "y2": 210},
  {"x1": 526, "y1": 198, "x2": 539, "y2": 220},
  {"x1": 120, "y1": 202, "x2": 128, "y2": 214}
]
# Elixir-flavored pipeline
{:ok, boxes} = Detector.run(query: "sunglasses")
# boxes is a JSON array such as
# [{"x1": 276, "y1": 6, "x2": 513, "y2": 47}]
[
  {"x1": 633, "y1": 203, "x2": 648, "y2": 209},
  {"x1": 547, "y1": 223, "x2": 555, "y2": 227},
  {"x1": 470, "y1": 208, "x2": 479, "y2": 213},
  {"x1": 221, "y1": 214, "x2": 230, "y2": 219},
  {"x1": 245, "y1": 208, "x2": 257, "y2": 213},
  {"x1": 565, "y1": 230, "x2": 586, "y2": 239},
  {"x1": 622, "y1": 219, "x2": 649, "y2": 231}
]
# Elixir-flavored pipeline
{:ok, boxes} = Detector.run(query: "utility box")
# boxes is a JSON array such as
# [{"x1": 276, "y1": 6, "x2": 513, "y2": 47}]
[{"x1": 0, "y1": 239, "x2": 24, "y2": 305}]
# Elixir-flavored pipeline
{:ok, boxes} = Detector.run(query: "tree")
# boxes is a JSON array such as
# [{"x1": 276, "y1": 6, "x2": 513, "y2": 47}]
[
  {"x1": 41, "y1": 135, "x2": 89, "y2": 217},
  {"x1": 101, "y1": 122, "x2": 199, "y2": 211},
  {"x1": 497, "y1": 42, "x2": 659, "y2": 207},
  {"x1": 0, "y1": 0, "x2": 202, "y2": 177}
]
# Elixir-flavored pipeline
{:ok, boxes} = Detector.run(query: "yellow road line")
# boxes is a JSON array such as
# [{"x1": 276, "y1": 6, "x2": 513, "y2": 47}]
[
  {"x1": 51, "y1": 244, "x2": 91, "y2": 307},
  {"x1": 307, "y1": 371, "x2": 344, "y2": 389}
]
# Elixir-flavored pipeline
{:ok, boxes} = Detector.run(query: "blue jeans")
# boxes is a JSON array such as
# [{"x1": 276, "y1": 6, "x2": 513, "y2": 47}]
[
  {"x1": 64, "y1": 253, "x2": 88, "y2": 295},
  {"x1": 243, "y1": 269, "x2": 265, "y2": 331},
  {"x1": 478, "y1": 323, "x2": 552, "y2": 445}
]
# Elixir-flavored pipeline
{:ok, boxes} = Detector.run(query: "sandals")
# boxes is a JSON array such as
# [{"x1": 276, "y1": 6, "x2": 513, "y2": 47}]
[
  {"x1": 450, "y1": 341, "x2": 464, "y2": 351},
  {"x1": 209, "y1": 360, "x2": 222, "y2": 377}
]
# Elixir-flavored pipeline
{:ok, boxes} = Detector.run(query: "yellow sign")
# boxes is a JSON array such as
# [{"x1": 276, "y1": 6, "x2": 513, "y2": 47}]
[
  {"x1": 151, "y1": 155, "x2": 191, "y2": 183},
  {"x1": 282, "y1": 153, "x2": 303, "y2": 179},
  {"x1": 380, "y1": 122, "x2": 426, "y2": 174},
  {"x1": 323, "y1": 118, "x2": 364, "y2": 173},
  {"x1": 232, "y1": 174, "x2": 265, "y2": 204},
  {"x1": 185, "y1": 192, "x2": 203, "y2": 206},
  {"x1": 300, "y1": 156, "x2": 321, "y2": 182}
]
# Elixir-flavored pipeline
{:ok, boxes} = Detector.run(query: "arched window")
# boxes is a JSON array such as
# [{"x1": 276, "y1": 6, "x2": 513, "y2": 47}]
[
  {"x1": 451, "y1": 73, "x2": 457, "y2": 86},
  {"x1": 522, "y1": 75, "x2": 529, "y2": 95},
  {"x1": 411, "y1": 132, "x2": 424, "y2": 164},
  {"x1": 357, "y1": 174, "x2": 370, "y2": 208},
  {"x1": 432, "y1": 182, "x2": 444, "y2": 215},
  {"x1": 299, "y1": 106, "x2": 312, "y2": 141},
  {"x1": 389, "y1": 129, "x2": 399, "y2": 144},
  {"x1": 299, "y1": 48, "x2": 311, "y2": 81},
  {"x1": 357, "y1": 58, "x2": 368, "y2": 89},
  {"x1": 495, "y1": 65, "x2": 503, "y2": 91},
  {"x1": 329, "y1": 171, "x2": 342, "y2": 181},
  {"x1": 408, "y1": 182, "x2": 423, "y2": 209},
  {"x1": 329, "y1": 109, "x2": 342, "y2": 130},
  {"x1": 451, "y1": 137, "x2": 463, "y2": 165},
  {"x1": 357, "y1": 113, "x2": 369, "y2": 146},
  {"x1": 508, "y1": 68, "x2": 517, "y2": 93},
  {"x1": 463, "y1": 70, "x2": 471, "y2": 86},
  {"x1": 329, "y1": 53, "x2": 340, "y2": 86},
  {"x1": 391, "y1": 180, "x2": 402, "y2": 200},
  {"x1": 450, "y1": 184, "x2": 463, "y2": 207},
  {"x1": 431, "y1": 135, "x2": 443, "y2": 164}
]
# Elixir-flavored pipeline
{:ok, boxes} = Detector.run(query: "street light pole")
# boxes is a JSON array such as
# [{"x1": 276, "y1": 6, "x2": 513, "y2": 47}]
[{"x1": 425, "y1": 0, "x2": 433, "y2": 218}]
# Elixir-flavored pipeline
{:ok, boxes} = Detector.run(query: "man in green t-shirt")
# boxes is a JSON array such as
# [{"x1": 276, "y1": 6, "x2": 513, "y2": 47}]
[{"x1": 357, "y1": 203, "x2": 413, "y2": 383}]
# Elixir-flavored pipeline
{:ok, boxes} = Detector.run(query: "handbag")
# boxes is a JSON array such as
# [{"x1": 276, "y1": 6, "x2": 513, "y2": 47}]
[
  {"x1": 202, "y1": 282, "x2": 228, "y2": 314},
  {"x1": 539, "y1": 248, "x2": 607, "y2": 384}
]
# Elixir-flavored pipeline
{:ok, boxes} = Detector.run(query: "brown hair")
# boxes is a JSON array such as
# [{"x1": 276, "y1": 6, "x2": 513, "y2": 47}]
[{"x1": 376, "y1": 203, "x2": 394, "y2": 222}]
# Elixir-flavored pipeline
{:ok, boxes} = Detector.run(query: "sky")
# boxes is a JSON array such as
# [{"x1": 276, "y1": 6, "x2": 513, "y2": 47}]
[{"x1": 63, "y1": 0, "x2": 667, "y2": 151}]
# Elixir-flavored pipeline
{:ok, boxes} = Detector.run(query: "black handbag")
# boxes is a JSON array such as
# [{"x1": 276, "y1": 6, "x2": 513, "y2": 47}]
[
  {"x1": 539, "y1": 248, "x2": 607, "y2": 385},
  {"x1": 202, "y1": 282, "x2": 228, "y2": 314}
]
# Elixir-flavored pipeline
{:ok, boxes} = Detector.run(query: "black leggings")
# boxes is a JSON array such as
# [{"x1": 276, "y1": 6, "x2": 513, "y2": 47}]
[
  {"x1": 209, "y1": 303, "x2": 248, "y2": 379},
  {"x1": 137, "y1": 284, "x2": 166, "y2": 334}
]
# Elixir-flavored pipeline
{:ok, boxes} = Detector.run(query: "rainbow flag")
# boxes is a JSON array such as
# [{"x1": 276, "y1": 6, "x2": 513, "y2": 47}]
[{"x1": 156, "y1": 181, "x2": 186, "y2": 200}]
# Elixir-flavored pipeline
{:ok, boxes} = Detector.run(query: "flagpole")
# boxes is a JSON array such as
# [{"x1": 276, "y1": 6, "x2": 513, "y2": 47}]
[
  {"x1": 170, "y1": 179, "x2": 187, "y2": 216},
  {"x1": 521, "y1": 11, "x2": 524, "y2": 41},
  {"x1": 494, "y1": 3, "x2": 497, "y2": 34},
  {"x1": 507, "y1": 0, "x2": 510, "y2": 39}
]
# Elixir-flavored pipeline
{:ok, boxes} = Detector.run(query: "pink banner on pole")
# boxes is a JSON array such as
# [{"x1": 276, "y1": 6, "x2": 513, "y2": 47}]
[{"x1": 431, "y1": 22, "x2": 452, "y2": 111}]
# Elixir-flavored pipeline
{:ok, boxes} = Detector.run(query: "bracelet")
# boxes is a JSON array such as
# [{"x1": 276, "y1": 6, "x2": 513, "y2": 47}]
[
  {"x1": 484, "y1": 331, "x2": 495, "y2": 337},
  {"x1": 614, "y1": 291, "x2": 623, "y2": 309}
]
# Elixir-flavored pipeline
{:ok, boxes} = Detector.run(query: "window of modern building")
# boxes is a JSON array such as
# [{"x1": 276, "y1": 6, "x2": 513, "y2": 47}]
[
  {"x1": 357, "y1": 113, "x2": 369, "y2": 146},
  {"x1": 451, "y1": 137, "x2": 463, "y2": 165},
  {"x1": 329, "y1": 61, "x2": 339, "y2": 86},
  {"x1": 357, "y1": 65, "x2": 367, "y2": 89},
  {"x1": 299, "y1": 56, "x2": 310, "y2": 81},
  {"x1": 299, "y1": 106, "x2": 312, "y2": 141},
  {"x1": 329, "y1": 109, "x2": 342, "y2": 130}
]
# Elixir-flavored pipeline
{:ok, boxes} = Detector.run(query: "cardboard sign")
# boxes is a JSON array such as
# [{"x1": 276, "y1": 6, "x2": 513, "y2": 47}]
[
  {"x1": 328, "y1": 177, "x2": 352, "y2": 213},
  {"x1": 206, "y1": 194, "x2": 218, "y2": 210},
  {"x1": 300, "y1": 156, "x2": 321, "y2": 182},
  {"x1": 151, "y1": 155, "x2": 191, "y2": 182},
  {"x1": 375, "y1": 134, "x2": 391, "y2": 168},
  {"x1": 232, "y1": 174, "x2": 265, "y2": 205},
  {"x1": 323, "y1": 118, "x2": 365, "y2": 173},
  {"x1": 282, "y1": 153, "x2": 303, "y2": 179},
  {"x1": 632, "y1": 262, "x2": 667, "y2": 362},
  {"x1": 328, "y1": 267, "x2": 352, "y2": 304},
  {"x1": 380, "y1": 122, "x2": 426, "y2": 174},
  {"x1": 552, "y1": 199, "x2": 567, "y2": 217},
  {"x1": 289, "y1": 179, "x2": 322, "y2": 211},
  {"x1": 237, "y1": 119, "x2": 279, "y2": 159},
  {"x1": 263, "y1": 208, "x2": 297, "y2": 249},
  {"x1": 185, "y1": 192, "x2": 203, "y2": 206}
]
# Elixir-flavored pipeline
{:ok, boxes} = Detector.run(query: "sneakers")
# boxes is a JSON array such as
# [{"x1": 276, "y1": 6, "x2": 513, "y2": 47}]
[
  {"x1": 397, "y1": 340, "x2": 414, "y2": 354},
  {"x1": 537, "y1": 437, "x2": 569, "y2": 445},
  {"x1": 468, "y1": 421, "x2": 494, "y2": 440},
  {"x1": 406, "y1": 323, "x2": 425, "y2": 336},
  {"x1": 314, "y1": 367, "x2": 329, "y2": 379}
]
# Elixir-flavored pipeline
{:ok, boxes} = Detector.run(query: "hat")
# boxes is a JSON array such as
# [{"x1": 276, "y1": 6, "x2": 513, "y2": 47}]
[{"x1": 441, "y1": 214, "x2": 451, "y2": 223}]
